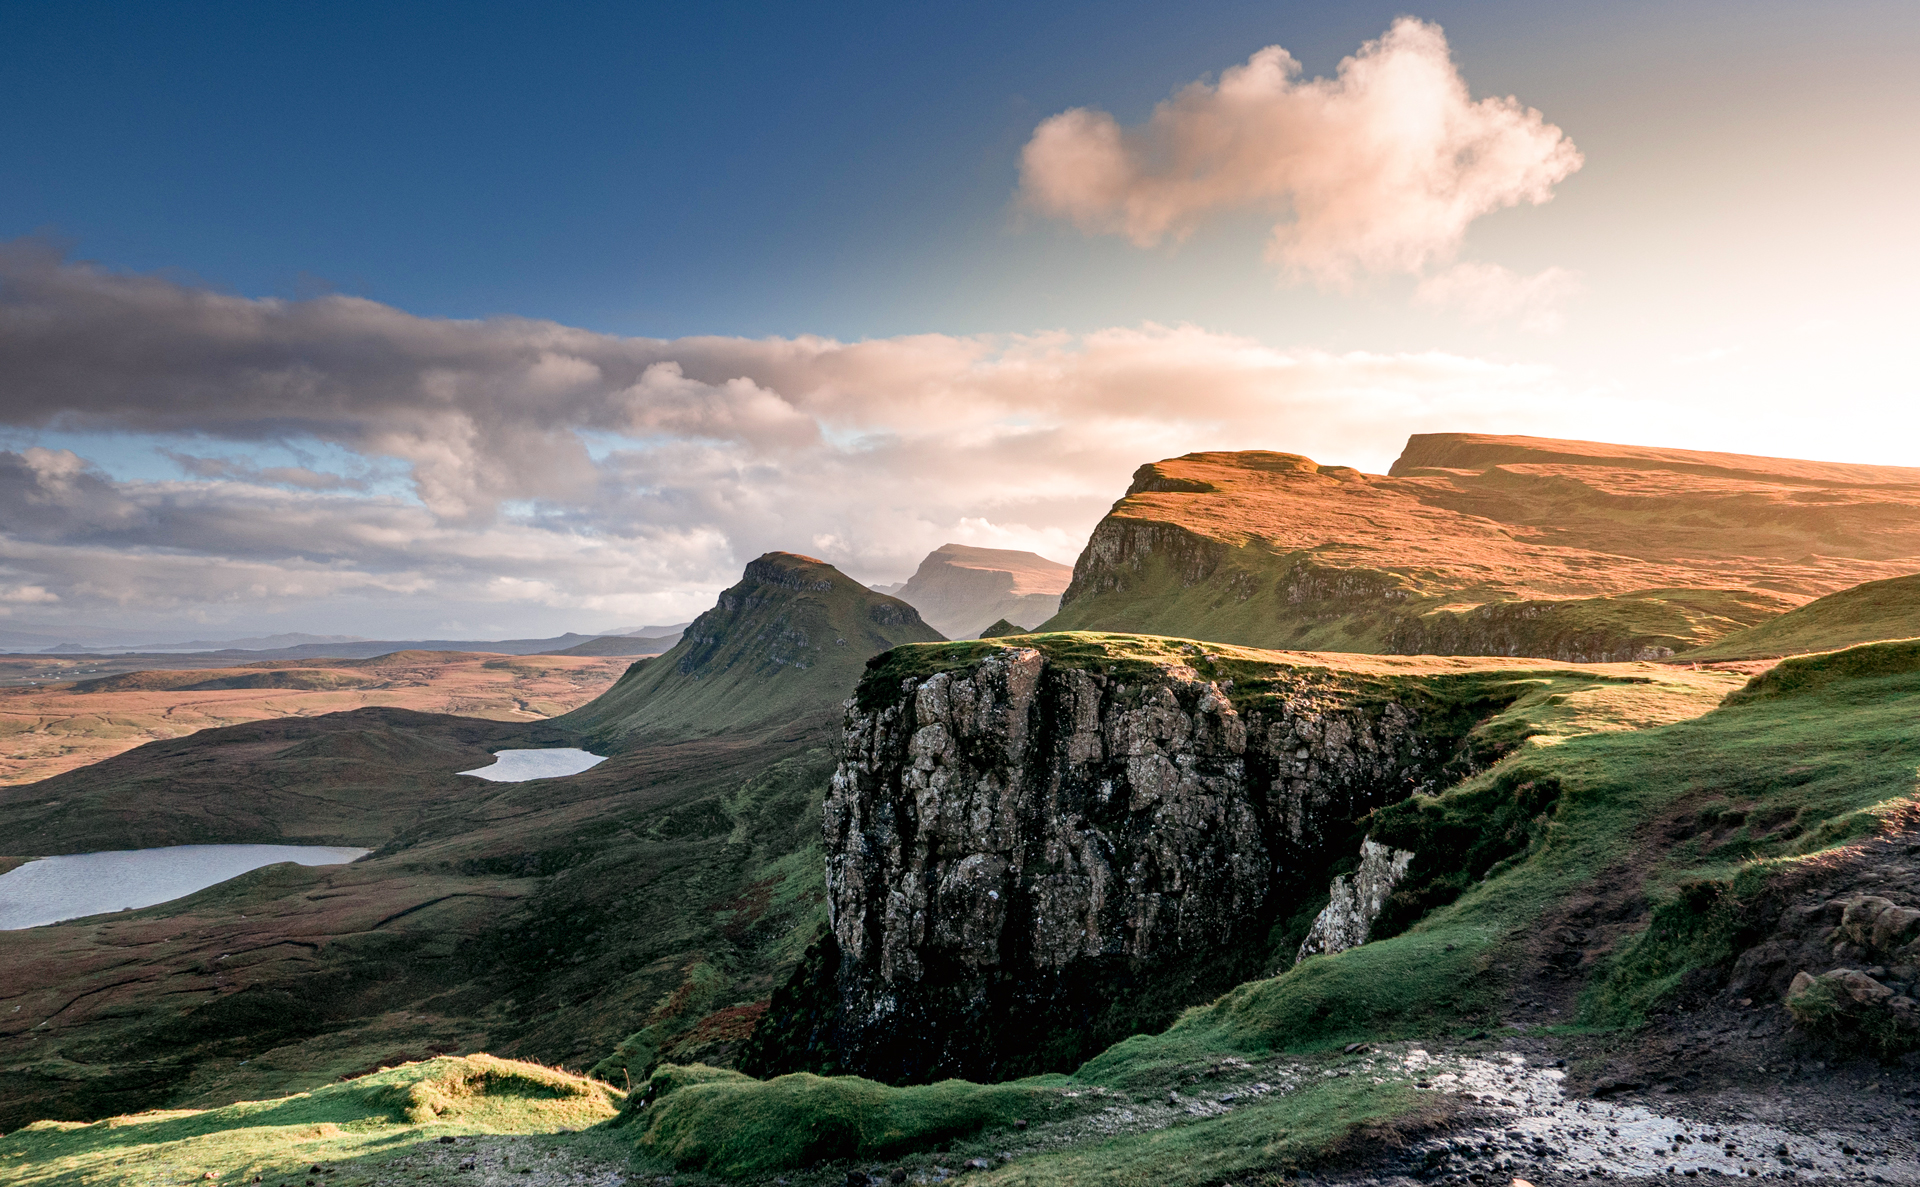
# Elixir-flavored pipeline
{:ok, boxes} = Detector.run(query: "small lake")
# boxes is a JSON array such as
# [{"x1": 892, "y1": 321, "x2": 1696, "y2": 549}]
[
  {"x1": 457, "y1": 747, "x2": 607, "y2": 782},
  {"x1": 0, "y1": 844, "x2": 369, "y2": 930}
]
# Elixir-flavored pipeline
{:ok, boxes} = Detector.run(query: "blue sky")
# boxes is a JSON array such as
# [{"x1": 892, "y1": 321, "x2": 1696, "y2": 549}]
[
  {"x1": 6, "y1": 0, "x2": 1907, "y2": 342},
  {"x1": 1, "y1": 1, "x2": 1917, "y2": 642}
]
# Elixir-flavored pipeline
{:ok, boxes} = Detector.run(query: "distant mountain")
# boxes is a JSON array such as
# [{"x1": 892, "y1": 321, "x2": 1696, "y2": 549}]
[
  {"x1": 103, "y1": 633, "x2": 643, "y2": 662},
  {"x1": 892, "y1": 543, "x2": 1072, "y2": 639},
  {"x1": 868, "y1": 581, "x2": 907, "y2": 595},
  {"x1": 590, "y1": 622, "x2": 692, "y2": 638},
  {"x1": 0, "y1": 624, "x2": 148, "y2": 651},
  {"x1": 1042, "y1": 434, "x2": 1920, "y2": 662},
  {"x1": 542, "y1": 632, "x2": 683, "y2": 657},
  {"x1": 125, "y1": 632, "x2": 372, "y2": 652},
  {"x1": 561, "y1": 551, "x2": 943, "y2": 746}
]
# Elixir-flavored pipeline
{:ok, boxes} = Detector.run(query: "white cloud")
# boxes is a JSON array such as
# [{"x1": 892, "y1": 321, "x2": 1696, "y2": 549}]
[
  {"x1": 1018, "y1": 18, "x2": 1582, "y2": 286},
  {"x1": 1413, "y1": 262, "x2": 1582, "y2": 332},
  {"x1": 0, "y1": 244, "x2": 1597, "y2": 638}
]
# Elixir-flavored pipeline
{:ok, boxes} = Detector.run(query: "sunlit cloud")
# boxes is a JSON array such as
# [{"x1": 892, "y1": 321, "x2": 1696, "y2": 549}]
[
  {"x1": 1018, "y1": 18, "x2": 1582, "y2": 289},
  {"x1": 0, "y1": 244, "x2": 1599, "y2": 636}
]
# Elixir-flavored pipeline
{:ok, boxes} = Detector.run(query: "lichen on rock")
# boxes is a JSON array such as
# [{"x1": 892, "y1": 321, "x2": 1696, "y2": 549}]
[
  {"x1": 778, "y1": 640, "x2": 1490, "y2": 1083},
  {"x1": 1296, "y1": 838, "x2": 1416, "y2": 962}
]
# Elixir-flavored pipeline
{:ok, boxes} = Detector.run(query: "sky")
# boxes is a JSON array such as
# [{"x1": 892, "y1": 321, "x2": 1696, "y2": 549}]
[{"x1": 1, "y1": 0, "x2": 1917, "y2": 644}]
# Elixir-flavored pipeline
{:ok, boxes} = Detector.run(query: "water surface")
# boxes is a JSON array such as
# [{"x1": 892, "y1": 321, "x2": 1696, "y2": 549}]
[
  {"x1": 0, "y1": 844, "x2": 368, "y2": 930},
  {"x1": 457, "y1": 747, "x2": 607, "y2": 782}
]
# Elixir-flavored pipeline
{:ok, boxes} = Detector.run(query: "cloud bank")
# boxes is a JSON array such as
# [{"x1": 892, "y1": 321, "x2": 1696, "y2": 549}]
[
  {"x1": 0, "y1": 242, "x2": 1582, "y2": 638},
  {"x1": 1018, "y1": 18, "x2": 1582, "y2": 289}
]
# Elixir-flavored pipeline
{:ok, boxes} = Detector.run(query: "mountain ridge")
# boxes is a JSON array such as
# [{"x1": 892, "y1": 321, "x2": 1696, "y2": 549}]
[
  {"x1": 559, "y1": 551, "x2": 944, "y2": 748},
  {"x1": 1043, "y1": 433, "x2": 1920, "y2": 660}
]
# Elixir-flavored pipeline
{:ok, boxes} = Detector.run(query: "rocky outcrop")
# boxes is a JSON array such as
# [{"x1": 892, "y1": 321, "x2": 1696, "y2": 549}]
[
  {"x1": 793, "y1": 643, "x2": 1491, "y2": 1083},
  {"x1": 1781, "y1": 895, "x2": 1920, "y2": 1050},
  {"x1": 1382, "y1": 599, "x2": 1684, "y2": 663},
  {"x1": 1056, "y1": 518, "x2": 1229, "y2": 609},
  {"x1": 1296, "y1": 839, "x2": 1416, "y2": 961}
]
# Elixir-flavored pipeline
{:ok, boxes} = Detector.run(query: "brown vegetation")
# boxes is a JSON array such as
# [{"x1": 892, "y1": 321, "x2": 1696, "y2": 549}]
[
  {"x1": 0, "y1": 651, "x2": 631, "y2": 786},
  {"x1": 1046, "y1": 433, "x2": 1920, "y2": 658}
]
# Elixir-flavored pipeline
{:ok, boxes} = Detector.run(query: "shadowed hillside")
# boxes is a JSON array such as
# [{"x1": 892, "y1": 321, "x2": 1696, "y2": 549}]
[
  {"x1": 0, "y1": 554, "x2": 933, "y2": 1132},
  {"x1": 1681, "y1": 571, "x2": 1920, "y2": 660},
  {"x1": 560, "y1": 551, "x2": 943, "y2": 747},
  {"x1": 1041, "y1": 434, "x2": 1920, "y2": 660}
]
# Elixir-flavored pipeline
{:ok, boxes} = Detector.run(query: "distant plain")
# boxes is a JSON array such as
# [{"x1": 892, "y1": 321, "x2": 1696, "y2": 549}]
[{"x1": 0, "y1": 651, "x2": 632, "y2": 787}]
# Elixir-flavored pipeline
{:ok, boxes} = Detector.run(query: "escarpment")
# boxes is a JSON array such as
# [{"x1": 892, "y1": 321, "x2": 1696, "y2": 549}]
[
  {"x1": 754, "y1": 637, "x2": 1529, "y2": 1084},
  {"x1": 1042, "y1": 436, "x2": 1920, "y2": 660}
]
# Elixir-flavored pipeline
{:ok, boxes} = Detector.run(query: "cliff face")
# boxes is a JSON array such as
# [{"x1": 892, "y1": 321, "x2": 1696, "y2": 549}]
[
  {"x1": 1043, "y1": 437, "x2": 1920, "y2": 661},
  {"x1": 800, "y1": 641, "x2": 1491, "y2": 1083}
]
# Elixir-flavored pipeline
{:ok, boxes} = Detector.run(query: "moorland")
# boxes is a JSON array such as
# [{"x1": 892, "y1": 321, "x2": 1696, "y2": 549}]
[
  {"x1": 4, "y1": 432, "x2": 1919, "y2": 1187},
  {"x1": 0, "y1": 651, "x2": 635, "y2": 787}
]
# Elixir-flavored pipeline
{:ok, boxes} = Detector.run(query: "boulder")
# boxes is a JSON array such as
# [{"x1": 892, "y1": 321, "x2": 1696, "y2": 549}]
[
  {"x1": 1838, "y1": 895, "x2": 1920, "y2": 954},
  {"x1": 1296, "y1": 839, "x2": 1417, "y2": 961}
]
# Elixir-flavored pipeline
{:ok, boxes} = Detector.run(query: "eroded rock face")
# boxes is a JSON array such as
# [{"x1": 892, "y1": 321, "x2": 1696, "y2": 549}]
[
  {"x1": 1296, "y1": 839, "x2": 1416, "y2": 961},
  {"x1": 814, "y1": 647, "x2": 1473, "y2": 1083}
]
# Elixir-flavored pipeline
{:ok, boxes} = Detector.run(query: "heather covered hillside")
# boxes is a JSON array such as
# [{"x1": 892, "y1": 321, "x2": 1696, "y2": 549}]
[{"x1": 0, "y1": 553, "x2": 937, "y2": 1133}]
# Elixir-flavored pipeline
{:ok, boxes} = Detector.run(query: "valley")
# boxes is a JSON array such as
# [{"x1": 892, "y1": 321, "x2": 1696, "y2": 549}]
[{"x1": 4, "y1": 435, "x2": 1920, "y2": 1186}]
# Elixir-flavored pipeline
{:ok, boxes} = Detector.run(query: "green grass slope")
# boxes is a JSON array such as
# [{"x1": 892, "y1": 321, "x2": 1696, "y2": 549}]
[
  {"x1": 604, "y1": 639, "x2": 1919, "y2": 1183},
  {"x1": 1113, "y1": 638, "x2": 1920, "y2": 1058},
  {"x1": 560, "y1": 552, "x2": 943, "y2": 747},
  {"x1": 0, "y1": 1056, "x2": 621, "y2": 1186},
  {"x1": 1682, "y1": 572, "x2": 1920, "y2": 660}
]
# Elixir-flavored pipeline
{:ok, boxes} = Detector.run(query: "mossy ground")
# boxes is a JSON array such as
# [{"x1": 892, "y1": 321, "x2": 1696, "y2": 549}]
[
  {"x1": 0, "y1": 1056, "x2": 622, "y2": 1186},
  {"x1": 860, "y1": 630, "x2": 1740, "y2": 735}
]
